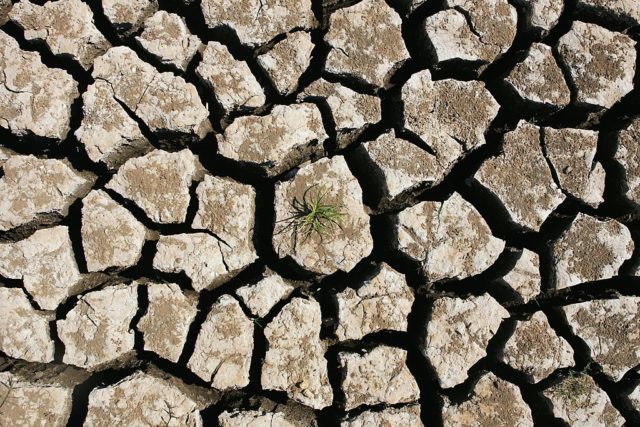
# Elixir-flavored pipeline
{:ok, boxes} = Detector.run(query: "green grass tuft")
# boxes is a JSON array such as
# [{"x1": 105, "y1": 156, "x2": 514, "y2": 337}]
[{"x1": 278, "y1": 184, "x2": 346, "y2": 241}]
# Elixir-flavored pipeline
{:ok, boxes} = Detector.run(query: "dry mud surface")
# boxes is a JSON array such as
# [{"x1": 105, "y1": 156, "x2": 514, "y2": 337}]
[{"x1": 0, "y1": 0, "x2": 640, "y2": 425}]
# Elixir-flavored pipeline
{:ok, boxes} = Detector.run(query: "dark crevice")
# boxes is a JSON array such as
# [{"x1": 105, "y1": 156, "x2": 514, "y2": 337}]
[
  {"x1": 542, "y1": 0, "x2": 578, "y2": 46},
  {"x1": 298, "y1": 97, "x2": 339, "y2": 154},
  {"x1": 246, "y1": 320, "x2": 267, "y2": 393},
  {"x1": 0, "y1": 214, "x2": 66, "y2": 244},
  {"x1": 132, "y1": 284, "x2": 148, "y2": 354},
  {"x1": 591, "y1": 367, "x2": 640, "y2": 425},
  {"x1": 480, "y1": 0, "x2": 535, "y2": 84},
  {"x1": 406, "y1": 293, "x2": 444, "y2": 426},
  {"x1": 491, "y1": 360, "x2": 562, "y2": 425},
  {"x1": 108, "y1": 95, "x2": 164, "y2": 150},
  {"x1": 573, "y1": 3, "x2": 640, "y2": 32},
  {"x1": 1, "y1": 21, "x2": 91, "y2": 86},
  {"x1": 346, "y1": 144, "x2": 389, "y2": 209},
  {"x1": 83, "y1": 0, "x2": 129, "y2": 46},
  {"x1": 323, "y1": 345, "x2": 347, "y2": 414},
  {"x1": 505, "y1": 277, "x2": 640, "y2": 315},
  {"x1": 546, "y1": 305, "x2": 640, "y2": 425},
  {"x1": 430, "y1": 249, "x2": 529, "y2": 306},
  {"x1": 320, "y1": 70, "x2": 379, "y2": 96},
  {"x1": 439, "y1": 318, "x2": 516, "y2": 402},
  {"x1": 66, "y1": 366, "x2": 142, "y2": 426},
  {"x1": 100, "y1": 187, "x2": 198, "y2": 236},
  {"x1": 118, "y1": 240, "x2": 166, "y2": 285},
  {"x1": 538, "y1": 127, "x2": 604, "y2": 213},
  {"x1": 541, "y1": 0, "x2": 615, "y2": 130},
  {"x1": 177, "y1": 263, "x2": 266, "y2": 366},
  {"x1": 62, "y1": 198, "x2": 89, "y2": 274}
]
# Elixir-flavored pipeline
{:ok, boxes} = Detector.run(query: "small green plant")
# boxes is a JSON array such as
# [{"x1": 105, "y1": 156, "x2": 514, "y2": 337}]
[
  {"x1": 278, "y1": 184, "x2": 346, "y2": 241},
  {"x1": 552, "y1": 373, "x2": 591, "y2": 404}
]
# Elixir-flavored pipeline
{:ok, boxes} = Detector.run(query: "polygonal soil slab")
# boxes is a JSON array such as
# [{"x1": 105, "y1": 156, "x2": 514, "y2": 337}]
[
  {"x1": 102, "y1": 0, "x2": 158, "y2": 36},
  {"x1": 502, "y1": 311, "x2": 574, "y2": 382},
  {"x1": 75, "y1": 81, "x2": 153, "y2": 171},
  {"x1": 196, "y1": 42, "x2": 265, "y2": 114},
  {"x1": 336, "y1": 262, "x2": 414, "y2": 341},
  {"x1": 187, "y1": 295, "x2": 253, "y2": 389},
  {"x1": 442, "y1": 372, "x2": 533, "y2": 426},
  {"x1": 402, "y1": 70, "x2": 499, "y2": 178},
  {"x1": 218, "y1": 103, "x2": 326, "y2": 177},
  {"x1": 0, "y1": 155, "x2": 95, "y2": 232},
  {"x1": 192, "y1": 175, "x2": 257, "y2": 273},
  {"x1": 543, "y1": 373, "x2": 624, "y2": 425},
  {"x1": 138, "y1": 282, "x2": 197, "y2": 363},
  {"x1": 562, "y1": 297, "x2": 640, "y2": 381},
  {"x1": 448, "y1": 0, "x2": 517, "y2": 55},
  {"x1": 396, "y1": 193, "x2": 504, "y2": 282},
  {"x1": 0, "y1": 226, "x2": 83, "y2": 310},
  {"x1": 257, "y1": 31, "x2": 314, "y2": 96},
  {"x1": 57, "y1": 283, "x2": 138, "y2": 370},
  {"x1": 324, "y1": 0, "x2": 409, "y2": 87},
  {"x1": 424, "y1": 0, "x2": 517, "y2": 68},
  {"x1": 0, "y1": 30, "x2": 79, "y2": 140},
  {"x1": 0, "y1": 287, "x2": 54, "y2": 363},
  {"x1": 85, "y1": 371, "x2": 206, "y2": 426},
  {"x1": 339, "y1": 345, "x2": 419, "y2": 410},
  {"x1": 475, "y1": 121, "x2": 565, "y2": 230},
  {"x1": 235, "y1": 270, "x2": 295, "y2": 318},
  {"x1": 93, "y1": 46, "x2": 211, "y2": 142},
  {"x1": 262, "y1": 297, "x2": 333, "y2": 409},
  {"x1": 544, "y1": 127, "x2": 605, "y2": 207},
  {"x1": 552, "y1": 213, "x2": 633, "y2": 289},
  {"x1": 200, "y1": 0, "x2": 317, "y2": 46},
  {"x1": 136, "y1": 11, "x2": 202, "y2": 71},
  {"x1": 425, "y1": 10, "x2": 491, "y2": 66},
  {"x1": 81, "y1": 189, "x2": 148, "y2": 272},
  {"x1": 502, "y1": 249, "x2": 541, "y2": 303},
  {"x1": 505, "y1": 43, "x2": 570, "y2": 108},
  {"x1": 526, "y1": 0, "x2": 564, "y2": 33},
  {"x1": 106, "y1": 149, "x2": 204, "y2": 224},
  {"x1": 423, "y1": 294, "x2": 509, "y2": 388},
  {"x1": 10, "y1": 0, "x2": 111, "y2": 70},
  {"x1": 0, "y1": 371, "x2": 74, "y2": 426},
  {"x1": 272, "y1": 156, "x2": 373, "y2": 275},
  {"x1": 356, "y1": 131, "x2": 447, "y2": 201},
  {"x1": 558, "y1": 21, "x2": 636, "y2": 108}
]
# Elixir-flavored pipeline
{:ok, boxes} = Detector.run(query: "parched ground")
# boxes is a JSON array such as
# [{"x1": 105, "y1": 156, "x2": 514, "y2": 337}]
[{"x1": 0, "y1": 0, "x2": 639, "y2": 425}]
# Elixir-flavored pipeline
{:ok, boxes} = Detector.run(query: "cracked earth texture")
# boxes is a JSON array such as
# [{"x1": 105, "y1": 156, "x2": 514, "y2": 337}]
[{"x1": 0, "y1": 0, "x2": 639, "y2": 425}]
